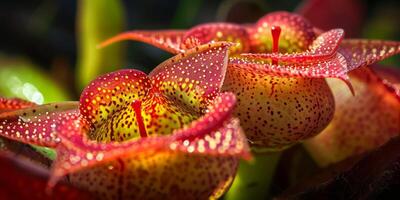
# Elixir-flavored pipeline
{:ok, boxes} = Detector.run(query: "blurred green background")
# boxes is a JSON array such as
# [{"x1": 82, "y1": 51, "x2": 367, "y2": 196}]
[{"x1": 0, "y1": 0, "x2": 399, "y2": 102}]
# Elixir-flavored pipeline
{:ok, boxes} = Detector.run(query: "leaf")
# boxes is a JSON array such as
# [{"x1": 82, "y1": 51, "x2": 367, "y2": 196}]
[{"x1": 0, "y1": 61, "x2": 70, "y2": 103}]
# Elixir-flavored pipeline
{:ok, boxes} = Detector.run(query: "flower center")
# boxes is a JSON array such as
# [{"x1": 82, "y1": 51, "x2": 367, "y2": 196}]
[
  {"x1": 271, "y1": 25, "x2": 281, "y2": 65},
  {"x1": 88, "y1": 94, "x2": 199, "y2": 142},
  {"x1": 131, "y1": 100, "x2": 147, "y2": 138}
]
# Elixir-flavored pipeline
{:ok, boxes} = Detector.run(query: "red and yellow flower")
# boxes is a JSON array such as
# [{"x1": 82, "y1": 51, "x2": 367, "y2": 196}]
[
  {"x1": 101, "y1": 11, "x2": 400, "y2": 151},
  {"x1": 0, "y1": 43, "x2": 250, "y2": 199}
]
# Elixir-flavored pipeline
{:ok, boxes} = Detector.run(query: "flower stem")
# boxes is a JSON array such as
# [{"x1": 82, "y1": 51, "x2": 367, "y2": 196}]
[{"x1": 224, "y1": 152, "x2": 281, "y2": 200}]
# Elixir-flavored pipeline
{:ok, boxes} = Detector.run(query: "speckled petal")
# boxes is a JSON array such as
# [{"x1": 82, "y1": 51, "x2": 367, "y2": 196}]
[
  {"x1": 67, "y1": 148, "x2": 239, "y2": 200},
  {"x1": 99, "y1": 30, "x2": 186, "y2": 54},
  {"x1": 49, "y1": 93, "x2": 249, "y2": 199},
  {"x1": 79, "y1": 69, "x2": 151, "y2": 128},
  {"x1": 183, "y1": 23, "x2": 251, "y2": 53},
  {"x1": 0, "y1": 102, "x2": 79, "y2": 147},
  {"x1": 304, "y1": 66, "x2": 400, "y2": 166},
  {"x1": 150, "y1": 42, "x2": 230, "y2": 111},
  {"x1": 249, "y1": 11, "x2": 316, "y2": 53},
  {"x1": 222, "y1": 63, "x2": 335, "y2": 151},
  {"x1": 339, "y1": 39, "x2": 400, "y2": 71},
  {"x1": 171, "y1": 93, "x2": 250, "y2": 158},
  {"x1": 229, "y1": 52, "x2": 349, "y2": 78},
  {"x1": 0, "y1": 97, "x2": 36, "y2": 113},
  {"x1": 241, "y1": 29, "x2": 344, "y2": 63}
]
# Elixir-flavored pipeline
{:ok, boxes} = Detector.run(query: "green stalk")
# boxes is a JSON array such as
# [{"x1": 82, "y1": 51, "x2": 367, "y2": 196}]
[
  {"x1": 76, "y1": 0, "x2": 126, "y2": 90},
  {"x1": 225, "y1": 152, "x2": 281, "y2": 200}
]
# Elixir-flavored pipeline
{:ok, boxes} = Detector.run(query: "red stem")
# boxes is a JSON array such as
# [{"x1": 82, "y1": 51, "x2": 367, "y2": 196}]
[
  {"x1": 271, "y1": 25, "x2": 281, "y2": 65},
  {"x1": 131, "y1": 100, "x2": 148, "y2": 138}
]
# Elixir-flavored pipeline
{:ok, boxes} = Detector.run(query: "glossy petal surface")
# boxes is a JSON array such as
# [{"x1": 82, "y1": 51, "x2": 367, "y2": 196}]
[{"x1": 304, "y1": 67, "x2": 400, "y2": 166}]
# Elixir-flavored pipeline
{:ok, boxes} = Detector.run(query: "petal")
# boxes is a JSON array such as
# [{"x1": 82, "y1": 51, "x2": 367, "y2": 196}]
[
  {"x1": 222, "y1": 62, "x2": 335, "y2": 151},
  {"x1": 371, "y1": 65, "x2": 400, "y2": 95},
  {"x1": 304, "y1": 67, "x2": 400, "y2": 166},
  {"x1": 149, "y1": 42, "x2": 231, "y2": 112},
  {"x1": 339, "y1": 39, "x2": 400, "y2": 71},
  {"x1": 67, "y1": 148, "x2": 239, "y2": 199},
  {"x1": 0, "y1": 153, "x2": 93, "y2": 199},
  {"x1": 229, "y1": 52, "x2": 349, "y2": 78},
  {"x1": 171, "y1": 93, "x2": 250, "y2": 158},
  {"x1": 79, "y1": 69, "x2": 151, "y2": 128},
  {"x1": 99, "y1": 30, "x2": 186, "y2": 54},
  {"x1": 183, "y1": 23, "x2": 251, "y2": 53},
  {"x1": 241, "y1": 29, "x2": 344, "y2": 63},
  {"x1": 0, "y1": 97, "x2": 36, "y2": 113},
  {"x1": 48, "y1": 93, "x2": 249, "y2": 199},
  {"x1": 0, "y1": 102, "x2": 79, "y2": 147},
  {"x1": 52, "y1": 93, "x2": 248, "y2": 174},
  {"x1": 249, "y1": 11, "x2": 316, "y2": 53}
]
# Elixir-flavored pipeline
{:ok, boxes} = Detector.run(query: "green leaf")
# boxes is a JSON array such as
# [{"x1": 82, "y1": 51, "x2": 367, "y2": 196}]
[{"x1": 0, "y1": 58, "x2": 70, "y2": 103}]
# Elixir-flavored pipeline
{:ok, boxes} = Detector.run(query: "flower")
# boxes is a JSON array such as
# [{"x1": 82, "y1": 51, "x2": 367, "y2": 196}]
[
  {"x1": 304, "y1": 66, "x2": 400, "y2": 166},
  {"x1": 100, "y1": 11, "x2": 400, "y2": 151},
  {"x1": 0, "y1": 43, "x2": 250, "y2": 199}
]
